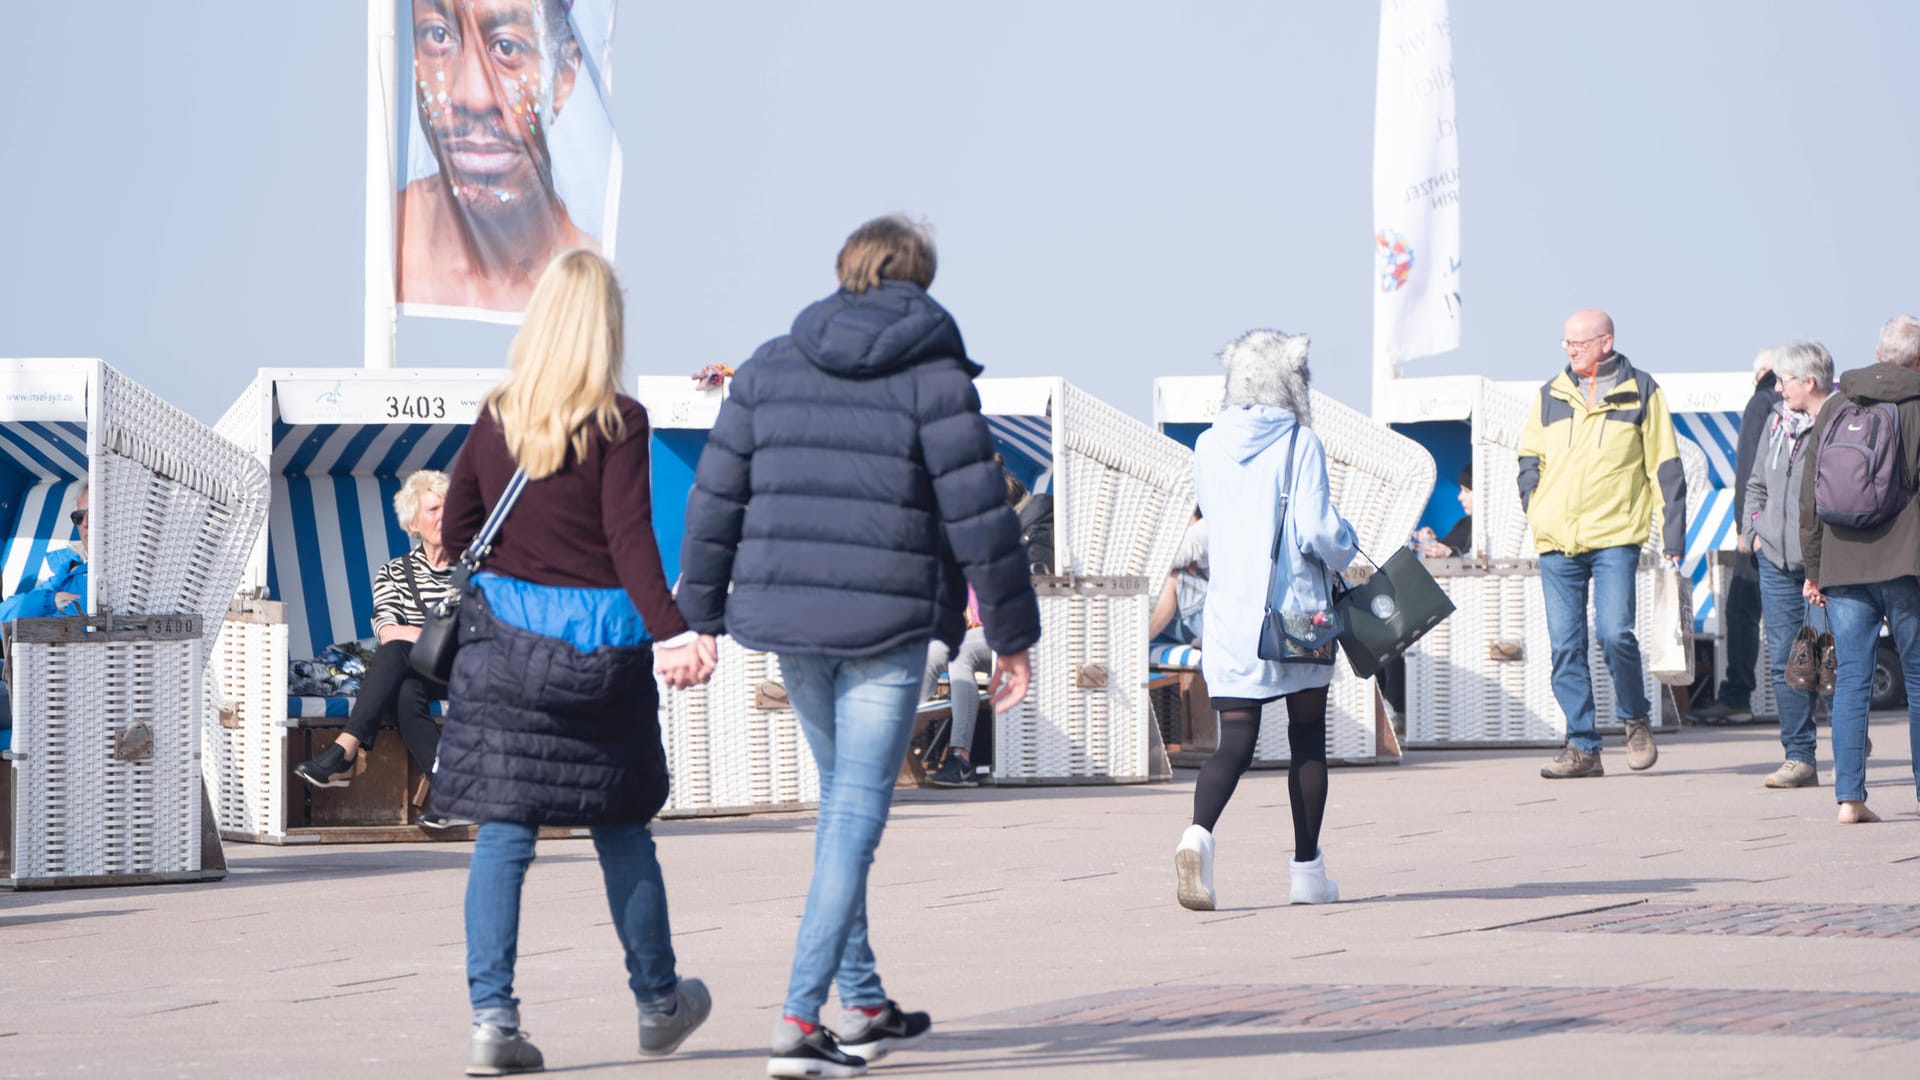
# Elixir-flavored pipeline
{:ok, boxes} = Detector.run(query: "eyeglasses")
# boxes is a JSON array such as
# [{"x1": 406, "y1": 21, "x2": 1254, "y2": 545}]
[
  {"x1": 69, "y1": 510, "x2": 87, "y2": 527},
  {"x1": 1560, "y1": 334, "x2": 1609, "y2": 351}
]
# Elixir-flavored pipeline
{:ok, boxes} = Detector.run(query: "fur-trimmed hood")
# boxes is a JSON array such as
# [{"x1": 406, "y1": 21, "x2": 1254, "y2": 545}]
[{"x1": 1220, "y1": 329, "x2": 1312, "y2": 425}]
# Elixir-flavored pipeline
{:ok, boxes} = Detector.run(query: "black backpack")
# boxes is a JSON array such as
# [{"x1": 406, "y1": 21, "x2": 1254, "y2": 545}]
[{"x1": 1016, "y1": 494, "x2": 1055, "y2": 575}]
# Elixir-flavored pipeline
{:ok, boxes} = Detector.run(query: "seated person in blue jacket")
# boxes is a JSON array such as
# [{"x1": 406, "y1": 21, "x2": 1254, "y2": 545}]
[
  {"x1": 293, "y1": 470, "x2": 463, "y2": 827},
  {"x1": 0, "y1": 484, "x2": 90, "y2": 735}
]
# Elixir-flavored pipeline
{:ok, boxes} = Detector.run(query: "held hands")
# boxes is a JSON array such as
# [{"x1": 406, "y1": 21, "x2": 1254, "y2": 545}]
[
  {"x1": 656, "y1": 634, "x2": 719, "y2": 690},
  {"x1": 987, "y1": 649, "x2": 1032, "y2": 713}
]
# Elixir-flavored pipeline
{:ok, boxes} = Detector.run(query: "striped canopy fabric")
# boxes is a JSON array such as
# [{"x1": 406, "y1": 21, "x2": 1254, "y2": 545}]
[
  {"x1": 985, "y1": 413, "x2": 1053, "y2": 496},
  {"x1": 0, "y1": 421, "x2": 88, "y2": 598},
  {"x1": 1672, "y1": 411, "x2": 1743, "y2": 634},
  {"x1": 264, "y1": 420, "x2": 469, "y2": 664}
]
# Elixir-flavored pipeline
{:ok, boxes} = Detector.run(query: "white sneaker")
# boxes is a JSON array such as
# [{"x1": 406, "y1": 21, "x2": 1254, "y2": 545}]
[
  {"x1": 1289, "y1": 849, "x2": 1339, "y2": 905},
  {"x1": 1174, "y1": 824, "x2": 1216, "y2": 911}
]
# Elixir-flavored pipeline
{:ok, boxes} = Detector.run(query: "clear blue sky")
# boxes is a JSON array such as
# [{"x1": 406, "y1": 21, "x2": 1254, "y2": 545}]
[{"x1": 3, "y1": 2, "x2": 1916, "y2": 425}]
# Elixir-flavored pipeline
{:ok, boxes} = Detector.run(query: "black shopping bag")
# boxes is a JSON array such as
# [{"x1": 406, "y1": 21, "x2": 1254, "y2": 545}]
[{"x1": 1332, "y1": 547, "x2": 1455, "y2": 679}]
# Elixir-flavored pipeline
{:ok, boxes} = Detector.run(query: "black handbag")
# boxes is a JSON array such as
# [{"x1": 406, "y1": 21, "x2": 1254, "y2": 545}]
[
  {"x1": 1330, "y1": 544, "x2": 1455, "y2": 679},
  {"x1": 1256, "y1": 429, "x2": 1339, "y2": 666},
  {"x1": 410, "y1": 468, "x2": 530, "y2": 683}
]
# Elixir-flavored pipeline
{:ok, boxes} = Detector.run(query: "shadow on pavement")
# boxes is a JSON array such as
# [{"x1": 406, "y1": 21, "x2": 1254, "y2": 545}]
[{"x1": 905, "y1": 1020, "x2": 1597, "y2": 1072}]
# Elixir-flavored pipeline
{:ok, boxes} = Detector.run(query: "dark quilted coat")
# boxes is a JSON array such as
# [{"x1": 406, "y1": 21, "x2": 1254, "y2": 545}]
[
  {"x1": 678, "y1": 281, "x2": 1042, "y2": 658},
  {"x1": 431, "y1": 589, "x2": 668, "y2": 826}
]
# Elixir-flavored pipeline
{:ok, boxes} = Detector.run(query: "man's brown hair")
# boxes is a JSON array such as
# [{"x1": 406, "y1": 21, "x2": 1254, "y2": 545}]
[{"x1": 836, "y1": 215, "x2": 937, "y2": 294}]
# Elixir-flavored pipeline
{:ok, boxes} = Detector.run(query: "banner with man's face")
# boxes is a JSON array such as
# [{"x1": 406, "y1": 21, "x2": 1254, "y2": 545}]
[{"x1": 395, "y1": 0, "x2": 620, "y2": 322}]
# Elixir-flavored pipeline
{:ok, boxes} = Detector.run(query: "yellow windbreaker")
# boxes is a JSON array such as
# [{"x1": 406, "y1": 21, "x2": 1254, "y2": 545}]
[{"x1": 1517, "y1": 355, "x2": 1687, "y2": 557}]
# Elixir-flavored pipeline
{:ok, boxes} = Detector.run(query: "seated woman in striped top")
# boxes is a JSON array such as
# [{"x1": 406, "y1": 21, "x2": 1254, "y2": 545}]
[{"x1": 294, "y1": 469, "x2": 462, "y2": 827}]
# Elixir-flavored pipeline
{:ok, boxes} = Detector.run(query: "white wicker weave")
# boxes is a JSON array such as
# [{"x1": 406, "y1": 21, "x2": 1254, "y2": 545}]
[
  {"x1": 0, "y1": 359, "x2": 269, "y2": 886},
  {"x1": 5, "y1": 618, "x2": 210, "y2": 887},
  {"x1": 993, "y1": 580, "x2": 1154, "y2": 783},
  {"x1": 1406, "y1": 559, "x2": 1674, "y2": 746},
  {"x1": 658, "y1": 636, "x2": 818, "y2": 816},
  {"x1": 205, "y1": 603, "x2": 291, "y2": 841}
]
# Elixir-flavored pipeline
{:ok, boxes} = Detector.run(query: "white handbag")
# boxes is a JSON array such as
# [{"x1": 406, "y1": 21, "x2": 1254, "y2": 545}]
[{"x1": 1646, "y1": 565, "x2": 1696, "y2": 687}]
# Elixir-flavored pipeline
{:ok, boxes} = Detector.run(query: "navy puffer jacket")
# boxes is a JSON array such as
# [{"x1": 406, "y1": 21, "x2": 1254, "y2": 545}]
[{"x1": 678, "y1": 282, "x2": 1042, "y2": 659}]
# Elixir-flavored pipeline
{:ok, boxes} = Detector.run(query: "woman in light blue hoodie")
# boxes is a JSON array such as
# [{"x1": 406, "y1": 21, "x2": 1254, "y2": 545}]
[{"x1": 1173, "y1": 330, "x2": 1358, "y2": 912}]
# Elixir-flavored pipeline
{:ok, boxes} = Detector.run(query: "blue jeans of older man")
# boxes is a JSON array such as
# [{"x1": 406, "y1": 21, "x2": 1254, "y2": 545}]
[
  {"x1": 1540, "y1": 546, "x2": 1650, "y2": 754},
  {"x1": 776, "y1": 640, "x2": 928, "y2": 1024},
  {"x1": 1756, "y1": 556, "x2": 1816, "y2": 765},
  {"x1": 1823, "y1": 577, "x2": 1920, "y2": 805}
]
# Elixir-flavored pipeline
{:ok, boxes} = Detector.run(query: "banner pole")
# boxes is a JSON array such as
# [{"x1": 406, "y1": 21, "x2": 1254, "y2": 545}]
[{"x1": 364, "y1": 0, "x2": 398, "y2": 369}]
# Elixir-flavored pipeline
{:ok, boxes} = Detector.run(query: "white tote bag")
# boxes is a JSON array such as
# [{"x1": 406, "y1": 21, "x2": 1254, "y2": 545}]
[{"x1": 1647, "y1": 565, "x2": 1696, "y2": 686}]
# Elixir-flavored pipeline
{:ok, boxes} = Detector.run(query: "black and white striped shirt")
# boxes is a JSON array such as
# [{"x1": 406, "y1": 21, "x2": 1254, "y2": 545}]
[{"x1": 370, "y1": 548, "x2": 456, "y2": 632}]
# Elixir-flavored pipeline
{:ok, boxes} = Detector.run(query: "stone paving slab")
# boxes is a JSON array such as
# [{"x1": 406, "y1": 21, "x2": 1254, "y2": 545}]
[{"x1": 5, "y1": 721, "x2": 1920, "y2": 1077}]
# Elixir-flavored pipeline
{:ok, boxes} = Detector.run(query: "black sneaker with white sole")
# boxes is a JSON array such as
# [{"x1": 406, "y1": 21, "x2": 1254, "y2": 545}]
[
  {"x1": 767, "y1": 1018, "x2": 866, "y2": 1078},
  {"x1": 839, "y1": 1000, "x2": 931, "y2": 1062},
  {"x1": 294, "y1": 744, "x2": 355, "y2": 789}
]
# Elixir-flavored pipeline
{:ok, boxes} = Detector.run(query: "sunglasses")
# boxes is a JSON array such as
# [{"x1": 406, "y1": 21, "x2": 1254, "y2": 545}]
[{"x1": 69, "y1": 509, "x2": 87, "y2": 527}]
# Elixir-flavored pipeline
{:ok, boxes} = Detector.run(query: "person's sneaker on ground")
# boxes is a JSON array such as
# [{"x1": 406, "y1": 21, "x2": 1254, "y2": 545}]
[
  {"x1": 768, "y1": 1017, "x2": 865, "y2": 1078},
  {"x1": 1690, "y1": 700, "x2": 1732, "y2": 724},
  {"x1": 294, "y1": 743, "x2": 355, "y2": 789},
  {"x1": 1288, "y1": 848, "x2": 1340, "y2": 905},
  {"x1": 926, "y1": 754, "x2": 977, "y2": 788},
  {"x1": 418, "y1": 810, "x2": 475, "y2": 830},
  {"x1": 467, "y1": 1023, "x2": 543, "y2": 1077},
  {"x1": 1173, "y1": 823, "x2": 1216, "y2": 911},
  {"x1": 1623, "y1": 719, "x2": 1658, "y2": 771},
  {"x1": 1764, "y1": 760, "x2": 1819, "y2": 788},
  {"x1": 838, "y1": 1000, "x2": 931, "y2": 1062},
  {"x1": 638, "y1": 976, "x2": 711, "y2": 1057},
  {"x1": 1540, "y1": 744, "x2": 1603, "y2": 779}
]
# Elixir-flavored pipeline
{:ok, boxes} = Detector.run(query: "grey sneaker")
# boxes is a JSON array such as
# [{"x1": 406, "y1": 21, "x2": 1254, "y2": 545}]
[
  {"x1": 1764, "y1": 760, "x2": 1819, "y2": 789},
  {"x1": 467, "y1": 1023, "x2": 543, "y2": 1077},
  {"x1": 768, "y1": 1017, "x2": 866, "y2": 1078},
  {"x1": 638, "y1": 976, "x2": 711, "y2": 1057},
  {"x1": 1623, "y1": 719, "x2": 1658, "y2": 771},
  {"x1": 1540, "y1": 744, "x2": 1604, "y2": 779}
]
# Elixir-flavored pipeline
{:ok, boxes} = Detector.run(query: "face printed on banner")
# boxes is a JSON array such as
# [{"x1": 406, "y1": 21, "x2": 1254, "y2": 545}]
[{"x1": 411, "y1": 0, "x2": 580, "y2": 217}]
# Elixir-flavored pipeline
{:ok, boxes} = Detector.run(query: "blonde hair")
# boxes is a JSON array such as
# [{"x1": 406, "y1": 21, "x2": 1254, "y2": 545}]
[
  {"x1": 488, "y1": 249, "x2": 627, "y2": 479},
  {"x1": 393, "y1": 469, "x2": 450, "y2": 537},
  {"x1": 836, "y1": 215, "x2": 937, "y2": 294}
]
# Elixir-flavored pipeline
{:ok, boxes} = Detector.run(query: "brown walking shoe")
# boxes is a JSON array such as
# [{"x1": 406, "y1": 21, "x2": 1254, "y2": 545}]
[
  {"x1": 1764, "y1": 760, "x2": 1818, "y2": 788},
  {"x1": 1540, "y1": 744, "x2": 1604, "y2": 779},
  {"x1": 1784, "y1": 626, "x2": 1820, "y2": 691},
  {"x1": 1816, "y1": 633, "x2": 1837, "y2": 696},
  {"x1": 1623, "y1": 719, "x2": 1658, "y2": 770}
]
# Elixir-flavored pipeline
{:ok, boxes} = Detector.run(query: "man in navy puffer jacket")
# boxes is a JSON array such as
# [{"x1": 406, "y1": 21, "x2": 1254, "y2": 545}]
[{"x1": 679, "y1": 215, "x2": 1040, "y2": 1078}]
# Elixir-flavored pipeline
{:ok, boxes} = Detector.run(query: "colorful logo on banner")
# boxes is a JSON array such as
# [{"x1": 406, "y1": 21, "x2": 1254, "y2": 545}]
[
  {"x1": 1376, "y1": 228, "x2": 1414, "y2": 293},
  {"x1": 395, "y1": 0, "x2": 622, "y2": 323}
]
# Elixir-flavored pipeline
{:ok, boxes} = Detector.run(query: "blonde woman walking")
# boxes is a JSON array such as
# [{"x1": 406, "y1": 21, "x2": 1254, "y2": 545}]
[{"x1": 436, "y1": 249, "x2": 716, "y2": 1075}]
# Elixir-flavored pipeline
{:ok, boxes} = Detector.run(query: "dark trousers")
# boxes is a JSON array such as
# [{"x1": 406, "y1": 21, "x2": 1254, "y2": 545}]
[
  {"x1": 1719, "y1": 559, "x2": 1761, "y2": 707},
  {"x1": 343, "y1": 640, "x2": 446, "y2": 773}
]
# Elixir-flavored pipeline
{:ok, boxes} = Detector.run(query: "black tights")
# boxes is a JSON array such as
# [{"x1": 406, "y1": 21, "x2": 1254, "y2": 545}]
[{"x1": 1191, "y1": 685, "x2": 1330, "y2": 861}]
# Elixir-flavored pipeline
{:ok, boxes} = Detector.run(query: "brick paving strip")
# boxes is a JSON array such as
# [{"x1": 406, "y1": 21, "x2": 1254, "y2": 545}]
[
  {"x1": 1514, "y1": 901, "x2": 1920, "y2": 939},
  {"x1": 969, "y1": 982, "x2": 1920, "y2": 1041}
]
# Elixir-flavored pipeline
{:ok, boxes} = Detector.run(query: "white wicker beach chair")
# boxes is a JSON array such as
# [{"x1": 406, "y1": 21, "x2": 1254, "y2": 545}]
[
  {"x1": 1, "y1": 359, "x2": 268, "y2": 887},
  {"x1": 209, "y1": 369, "x2": 499, "y2": 842}
]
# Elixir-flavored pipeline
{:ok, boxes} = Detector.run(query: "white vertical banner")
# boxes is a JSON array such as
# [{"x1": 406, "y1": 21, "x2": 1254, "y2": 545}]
[{"x1": 1372, "y1": 0, "x2": 1461, "y2": 411}]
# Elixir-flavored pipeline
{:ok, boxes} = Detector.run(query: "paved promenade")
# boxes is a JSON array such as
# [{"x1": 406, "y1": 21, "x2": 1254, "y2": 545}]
[{"x1": 6, "y1": 720, "x2": 1920, "y2": 1078}]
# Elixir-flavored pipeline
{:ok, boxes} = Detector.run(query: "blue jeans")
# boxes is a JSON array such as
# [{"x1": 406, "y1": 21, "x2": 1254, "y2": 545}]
[
  {"x1": 465, "y1": 821, "x2": 681, "y2": 1027},
  {"x1": 777, "y1": 640, "x2": 928, "y2": 1023},
  {"x1": 1756, "y1": 557, "x2": 1816, "y2": 764},
  {"x1": 1823, "y1": 577, "x2": 1920, "y2": 805},
  {"x1": 1540, "y1": 547, "x2": 1650, "y2": 753}
]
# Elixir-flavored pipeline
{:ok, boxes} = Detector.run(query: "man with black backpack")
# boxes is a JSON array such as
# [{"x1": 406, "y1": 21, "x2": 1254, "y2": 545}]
[{"x1": 1800, "y1": 314, "x2": 1920, "y2": 825}]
